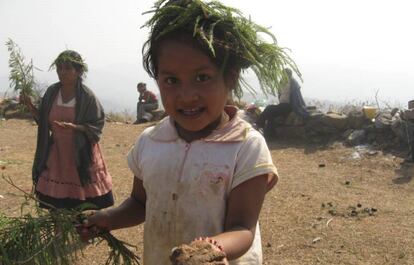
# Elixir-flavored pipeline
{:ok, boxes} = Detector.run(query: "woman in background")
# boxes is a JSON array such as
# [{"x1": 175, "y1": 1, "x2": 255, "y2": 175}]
[{"x1": 21, "y1": 50, "x2": 114, "y2": 210}]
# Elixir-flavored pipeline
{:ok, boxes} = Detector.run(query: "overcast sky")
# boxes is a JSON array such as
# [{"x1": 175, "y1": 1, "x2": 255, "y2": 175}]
[{"x1": 1, "y1": 0, "x2": 413, "y2": 112}]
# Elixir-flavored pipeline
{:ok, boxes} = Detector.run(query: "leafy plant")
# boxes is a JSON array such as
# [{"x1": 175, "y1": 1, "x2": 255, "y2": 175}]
[
  {"x1": 0, "y1": 176, "x2": 141, "y2": 265},
  {"x1": 6, "y1": 39, "x2": 36, "y2": 97}
]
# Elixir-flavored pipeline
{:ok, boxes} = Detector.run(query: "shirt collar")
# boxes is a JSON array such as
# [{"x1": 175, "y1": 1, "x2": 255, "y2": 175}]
[{"x1": 148, "y1": 106, "x2": 251, "y2": 143}]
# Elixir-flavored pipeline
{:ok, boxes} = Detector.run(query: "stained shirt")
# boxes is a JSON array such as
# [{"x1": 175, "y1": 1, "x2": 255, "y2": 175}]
[{"x1": 127, "y1": 106, "x2": 278, "y2": 264}]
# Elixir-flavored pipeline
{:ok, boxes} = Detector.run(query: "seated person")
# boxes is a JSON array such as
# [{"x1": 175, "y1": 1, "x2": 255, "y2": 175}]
[
  {"x1": 134, "y1": 82, "x2": 159, "y2": 124},
  {"x1": 256, "y1": 68, "x2": 309, "y2": 132}
]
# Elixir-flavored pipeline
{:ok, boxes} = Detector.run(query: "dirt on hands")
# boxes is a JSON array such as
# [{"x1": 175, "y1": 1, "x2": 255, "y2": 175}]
[{"x1": 170, "y1": 240, "x2": 227, "y2": 265}]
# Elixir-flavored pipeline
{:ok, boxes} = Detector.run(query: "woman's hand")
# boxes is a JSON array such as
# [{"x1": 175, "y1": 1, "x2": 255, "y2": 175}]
[
  {"x1": 19, "y1": 92, "x2": 32, "y2": 106},
  {"x1": 77, "y1": 210, "x2": 111, "y2": 242},
  {"x1": 19, "y1": 92, "x2": 39, "y2": 121},
  {"x1": 53, "y1": 121, "x2": 85, "y2": 131}
]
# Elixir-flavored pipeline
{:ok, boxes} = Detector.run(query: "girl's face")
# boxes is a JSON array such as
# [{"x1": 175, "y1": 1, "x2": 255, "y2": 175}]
[
  {"x1": 156, "y1": 39, "x2": 230, "y2": 134},
  {"x1": 56, "y1": 62, "x2": 80, "y2": 86}
]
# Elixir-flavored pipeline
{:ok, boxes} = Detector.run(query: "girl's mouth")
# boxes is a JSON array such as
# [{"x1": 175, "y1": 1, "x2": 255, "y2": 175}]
[{"x1": 179, "y1": 107, "x2": 205, "y2": 117}]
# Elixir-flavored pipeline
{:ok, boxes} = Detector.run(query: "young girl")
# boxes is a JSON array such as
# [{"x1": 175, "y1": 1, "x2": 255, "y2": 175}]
[
  {"x1": 21, "y1": 50, "x2": 114, "y2": 210},
  {"x1": 81, "y1": 0, "x2": 299, "y2": 263}
]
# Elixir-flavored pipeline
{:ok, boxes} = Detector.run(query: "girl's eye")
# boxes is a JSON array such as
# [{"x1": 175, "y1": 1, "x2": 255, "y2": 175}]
[
  {"x1": 196, "y1": 74, "x2": 211, "y2": 82},
  {"x1": 165, "y1": 77, "x2": 177, "y2": 85}
]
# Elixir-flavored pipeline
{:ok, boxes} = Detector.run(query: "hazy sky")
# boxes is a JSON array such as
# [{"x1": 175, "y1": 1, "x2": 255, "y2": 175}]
[{"x1": 1, "y1": 0, "x2": 413, "y2": 112}]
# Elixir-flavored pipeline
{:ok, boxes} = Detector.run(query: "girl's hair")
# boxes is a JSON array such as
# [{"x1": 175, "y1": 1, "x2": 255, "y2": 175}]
[
  {"x1": 142, "y1": 0, "x2": 300, "y2": 98},
  {"x1": 50, "y1": 50, "x2": 88, "y2": 76}
]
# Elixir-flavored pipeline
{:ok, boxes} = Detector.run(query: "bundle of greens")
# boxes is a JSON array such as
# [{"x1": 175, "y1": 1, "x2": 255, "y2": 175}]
[
  {"x1": 6, "y1": 39, "x2": 36, "y2": 97},
  {"x1": 0, "y1": 176, "x2": 140, "y2": 265},
  {"x1": 143, "y1": 0, "x2": 301, "y2": 98},
  {"x1": 49, "y1": 50, "x2": 89, "y2": 74}
]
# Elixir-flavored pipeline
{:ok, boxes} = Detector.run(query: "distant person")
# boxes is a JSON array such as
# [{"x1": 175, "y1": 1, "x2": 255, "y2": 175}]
[
  {"x1": 20, "y1": 50, "x2": 114, "y2": 210},
  {"x1": 256, "y1": 68, "x2": 309, "y2": 134},
  {"x1": 134, "y1": 82, "x2": 158, "y2": 124}
]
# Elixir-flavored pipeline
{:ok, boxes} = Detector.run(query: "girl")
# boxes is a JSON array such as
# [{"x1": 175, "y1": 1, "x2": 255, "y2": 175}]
[
  {"x1": 81, "y1": 0, "x2": 299, "y2": 263},
  {"x1": 21, "y1": 50, "x2": 114, "y2": 210}
]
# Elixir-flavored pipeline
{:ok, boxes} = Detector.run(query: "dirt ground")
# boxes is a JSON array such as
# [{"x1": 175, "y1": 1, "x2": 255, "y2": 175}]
[{"x1": 1, "y1": 119, "x2": 413, "y2": 265}]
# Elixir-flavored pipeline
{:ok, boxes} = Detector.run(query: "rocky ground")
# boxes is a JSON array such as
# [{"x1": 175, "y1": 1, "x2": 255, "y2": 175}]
[{"x1": 1, "y1": 119, "x2": 413, "y2": 265}]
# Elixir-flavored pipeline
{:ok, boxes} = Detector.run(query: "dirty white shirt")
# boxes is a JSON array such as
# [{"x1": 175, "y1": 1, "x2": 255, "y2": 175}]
[{"x1": 127, "y1": 107, "x2": 278, "y2": 265}]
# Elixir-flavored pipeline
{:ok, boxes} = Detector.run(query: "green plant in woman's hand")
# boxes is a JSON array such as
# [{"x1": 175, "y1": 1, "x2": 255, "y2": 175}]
[{"x1": 6, "y1": 39, "x2": 36, "y2": 97}]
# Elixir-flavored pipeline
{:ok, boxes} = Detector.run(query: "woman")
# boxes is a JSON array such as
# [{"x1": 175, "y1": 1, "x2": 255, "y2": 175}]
[{"x1": 21, "y1": 50, "x2": 114, "y2": 209}]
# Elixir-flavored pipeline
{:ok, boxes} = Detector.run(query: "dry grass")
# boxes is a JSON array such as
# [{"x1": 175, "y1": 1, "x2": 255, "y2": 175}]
[{"x1": 1, "y1": 119, "x2": 413, "y2": 265}]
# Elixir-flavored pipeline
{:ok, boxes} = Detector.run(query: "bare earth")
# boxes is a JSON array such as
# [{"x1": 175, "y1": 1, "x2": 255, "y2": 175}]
[{"x1": 1, "y1": 119, "x2": 413, "y2": 265}]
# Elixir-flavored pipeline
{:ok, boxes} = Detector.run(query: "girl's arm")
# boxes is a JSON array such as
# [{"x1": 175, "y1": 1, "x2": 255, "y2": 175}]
[
  {"x1": 212, "y1": 173, "x2": 275, "y2": 260},
  {"x1": 80, "y1": 177, "x2": 146, "y2": 240},
  {"x1": 105, "y1": 177, "x2": 146, "y2": 230}
]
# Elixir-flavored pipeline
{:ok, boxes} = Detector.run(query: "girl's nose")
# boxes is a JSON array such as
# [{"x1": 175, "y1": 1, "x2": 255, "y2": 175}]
[{"x1": 178, "y1": 82, "x2": 199, "y2": 102}]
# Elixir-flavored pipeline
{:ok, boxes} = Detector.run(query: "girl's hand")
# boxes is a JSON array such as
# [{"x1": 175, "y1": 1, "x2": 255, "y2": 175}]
[
  {"x1": 194, "y1": 237, "x2": 229, "y2": 264},
  {"x1": 77, "y1": 210, "x2": 110, "y2": 242},
  {"x1": 170, "y1": 237, "x2": 228, "y2": 265}
]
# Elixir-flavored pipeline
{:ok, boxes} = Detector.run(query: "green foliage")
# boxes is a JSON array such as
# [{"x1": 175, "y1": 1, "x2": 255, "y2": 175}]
[
  {"x1": 0, "y1": 210, "x2": 83, "y2": 265},
  {"x1": 0, "y1": 176, "x2": 141, "y2": 265},
  {"x1": 143, "y1": 0, "x2": 301, "y2": 98},
  {"x1": 6, "y1": 39, "x2": 36, "y2": 97},
  {"x1": 49, "y1": 50, "x2": 88, "y2": 74},
  {"x1": 100, "y1": 233, "x2": 141, "y2": 265}
]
